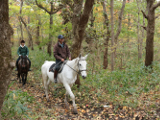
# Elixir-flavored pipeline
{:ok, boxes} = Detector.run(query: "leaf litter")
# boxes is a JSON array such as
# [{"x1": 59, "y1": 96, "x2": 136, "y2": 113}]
[{"x1": 8, "y1": 70, "x2": 160, "y2": 119}]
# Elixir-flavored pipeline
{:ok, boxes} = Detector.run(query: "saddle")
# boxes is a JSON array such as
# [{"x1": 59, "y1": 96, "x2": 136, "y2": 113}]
[
  {"x1": 18, "y1": 59, "x2": 29, "y2": 64},
  {"x1": 49, "y1": 60, "x2": 67, "y2": 73}
]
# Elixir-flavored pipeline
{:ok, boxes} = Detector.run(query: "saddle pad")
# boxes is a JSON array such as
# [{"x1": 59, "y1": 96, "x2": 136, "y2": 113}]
[
  {"x1": 49, "y1": 63, "x2": 56, "y2": 72},
  {"x1": 49, "y1": 61, "x2": 67, "y2": 73}
]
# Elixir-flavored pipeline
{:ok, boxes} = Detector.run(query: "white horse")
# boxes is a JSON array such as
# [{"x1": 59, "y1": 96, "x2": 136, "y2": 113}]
[{"x1": 41, "y1": 54, "x2": 88, "y2": 114}]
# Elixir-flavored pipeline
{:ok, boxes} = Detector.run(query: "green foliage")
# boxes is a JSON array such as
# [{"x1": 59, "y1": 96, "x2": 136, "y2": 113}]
[
  {"x1": 1, "y1": 88, "x2": 34, "y2": 119},
  {"x1": 83, "y1": 61, "x2": 160, "y2": 107}
]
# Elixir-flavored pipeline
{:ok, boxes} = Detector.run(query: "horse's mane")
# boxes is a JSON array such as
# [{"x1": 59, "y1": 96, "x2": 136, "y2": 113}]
[{"x1": 44, "y1": 60, "x2": 49, "y2": 63}]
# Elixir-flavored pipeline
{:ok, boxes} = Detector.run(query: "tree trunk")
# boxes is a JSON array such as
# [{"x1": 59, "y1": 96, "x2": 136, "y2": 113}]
[
  {"x1": 136, "y1": 0, "x2": 143, "y2": 60},
  {"x1": 47, "y1": 12, "x2": 53, "y2": 56},
  {"x1": 110, "y1": 0, "x2": 115, "y2": 71},
  {"x1": 102, "y1": 0, "x2": 110, "y2": 69},
  {"x1": 145, "y1": 10, "x2": 155, "y2": 67},
  {"x1": 36, "y1": 18, "x2": 41, "y2": 50},
  {"x1": 19, "y1": 0, "x2": 34, "y2": 50},
  {"x1": 143, "y1": 0, "x2": 160, "y2": 67},
  {"x1": 35, "y1": 0, "x2": 63, "y2": 56},
  {"x1": 19, "y1": 0, "x2": 23, "y2": 41},
  {"x1": 71, "y1": 0, "x2": 94, "y2": 87},
  {"x1": 137, "y1": 11, "x2": 142, "y2": 60},
  {"x1": 0, "y1": 0, "x2": 14, "y2": 118},
  {"x1": 127, "y1": 0, "x2": 131, "y2": 42},
  {"x1": 114, "y1": 0, "x2": 126, "y2": 59}
]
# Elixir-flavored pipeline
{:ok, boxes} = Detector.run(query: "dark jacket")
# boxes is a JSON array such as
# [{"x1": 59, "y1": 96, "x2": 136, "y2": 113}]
[
  {"x1": 53, "y1": 42, "x2": 71, "y2": 60},
  {"x1": 17, "y1": 45, "x2": 29, "y2": 56}
]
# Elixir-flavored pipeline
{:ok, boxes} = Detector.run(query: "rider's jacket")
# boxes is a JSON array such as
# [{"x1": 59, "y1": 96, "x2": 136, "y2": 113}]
[
  {"x1": 53, "y1": 42, "x2": 71, "y2": 60},
  {"x1": 17, "y1": 45, "x2": 29, "y2": 56}
]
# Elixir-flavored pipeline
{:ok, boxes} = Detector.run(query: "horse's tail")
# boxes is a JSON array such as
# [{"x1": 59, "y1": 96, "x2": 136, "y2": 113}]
[{"x1": 41, "y1": 62, "x2": 48, "y2": 87}]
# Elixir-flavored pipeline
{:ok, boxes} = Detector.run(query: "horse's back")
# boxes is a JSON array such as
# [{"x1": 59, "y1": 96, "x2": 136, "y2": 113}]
[
  {"x1": 41, "y1": 61, "x2": 55, "y2": 73},
  {"x1": 41, "y1": 61, "x2": 55, "y2": 84}
]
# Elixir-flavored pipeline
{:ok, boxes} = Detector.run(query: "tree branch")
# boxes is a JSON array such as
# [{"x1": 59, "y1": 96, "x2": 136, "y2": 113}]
[
  {"x1": 152, "y1": 1, "x2": 160, "y2": 10},
  {"x1": 155, "y1": 15, "x2": 160, "y2": 19},
  {"x1": 79, "y1": 0, "x2": 94, "y2": 30},
  {"x1": 51, "y1": 4, "x2": 63, "y2": 14},
  {"x1": 35, "y1": 0, "x2": 50, "y2": 14},
  {"x1": 141, "y1": 10, "x2": 148, "y2": 19},
  {"x1": 140, "y1": 25, "x2": 147, "y2": 31},
  {"x1": 114, "y1": 0, "x2": 126, "y2": 43}
]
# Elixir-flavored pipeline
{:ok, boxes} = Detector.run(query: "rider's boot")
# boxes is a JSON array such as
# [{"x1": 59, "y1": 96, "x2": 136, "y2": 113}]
[
  {"x1": 15, "y1": 62, "x2": 18, "y2": 71},
  {"x1": 54, "y1": 70, "x2": 58, "y2": 83},
  {"x1": 29, "y1": 61, "x2": 31, "y2": 71}
]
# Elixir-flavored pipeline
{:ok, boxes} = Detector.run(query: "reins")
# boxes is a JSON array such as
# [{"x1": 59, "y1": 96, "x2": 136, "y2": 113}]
[{"x1": 65, "y1": 60, "x2": 87, "y2": 75}]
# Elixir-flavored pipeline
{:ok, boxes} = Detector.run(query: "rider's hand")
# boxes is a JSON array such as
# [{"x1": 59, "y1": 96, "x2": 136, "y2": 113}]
[
  {"x1": 69, "y1": 57, "x2": 71, "y2": 61},
  {"x1": 61, "y1": 59, "x2": 64, "y2": 62}
]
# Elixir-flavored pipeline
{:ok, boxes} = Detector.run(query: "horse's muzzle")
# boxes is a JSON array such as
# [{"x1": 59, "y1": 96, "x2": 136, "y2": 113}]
[{"x1": 82, "y1": 76, "x2": 86, "y2": 79}]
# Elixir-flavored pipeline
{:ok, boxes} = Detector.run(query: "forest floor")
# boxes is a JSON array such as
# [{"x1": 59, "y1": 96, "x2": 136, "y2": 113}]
[{"x1": 8, "y1": 69, "x2": 160, "y2": 120}]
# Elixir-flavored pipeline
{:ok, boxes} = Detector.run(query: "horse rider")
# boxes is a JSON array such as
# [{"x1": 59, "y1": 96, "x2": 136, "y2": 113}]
[
  {"x1": 15, "y1": 40, "x2": 31, "y2": 71},
  {"x1": 53, "y1": 35, "x2": 71, "y2": 83}
]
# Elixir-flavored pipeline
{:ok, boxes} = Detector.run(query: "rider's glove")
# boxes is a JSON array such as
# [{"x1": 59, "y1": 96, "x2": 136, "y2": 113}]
[
  {"x1": 26, "y1": 55, "x2": 28, "y2": 57},
  {"x1": 19, "y1": 55, "x2": 21, "y2": 56}
]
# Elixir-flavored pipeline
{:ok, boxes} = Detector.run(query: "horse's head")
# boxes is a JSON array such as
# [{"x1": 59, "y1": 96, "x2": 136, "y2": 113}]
[
  {"x1": 77, "y1": 54, "x2": 88, "y2": 79},
  {"x1": 21, "y1": 56, "x2": 28, "y2": 69}
]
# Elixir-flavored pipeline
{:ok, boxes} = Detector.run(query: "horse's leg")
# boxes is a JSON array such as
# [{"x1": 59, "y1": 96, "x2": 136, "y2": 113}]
[
  {"x1": 24, "y1": 73, "x2": 28, "y2": 85},
  {"x1": 22, "y1": 74, "x2": 25, "y2": 86},
  {"x1": 44, "y1": 79, "x2": 50, "y2": 102},
  {"x1": 18, "y1": 72, "x2": 21, "y2": 83},
  {"x1": 63, "y1": 84, "x2": 77, "y2": 114},
  {"x1": 64, "y1": 91, "x2": 69, "y2": 109}
]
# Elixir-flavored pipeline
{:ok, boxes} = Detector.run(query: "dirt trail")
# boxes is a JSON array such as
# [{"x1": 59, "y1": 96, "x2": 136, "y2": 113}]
[{"x1": 10, "y1": 70, "x2": 160, "y2": 120}]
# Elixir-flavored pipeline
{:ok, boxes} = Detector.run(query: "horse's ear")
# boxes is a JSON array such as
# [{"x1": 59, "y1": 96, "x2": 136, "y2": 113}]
[
  {"x1": 79, "y1": 54, "x2": 81, "y2": 58},
  {"x1": 75, "y1": 58, "x2": 79, "y2": 64},
  {"x1": 84, "y1": 54, "x2": 89, "y2": 59}
]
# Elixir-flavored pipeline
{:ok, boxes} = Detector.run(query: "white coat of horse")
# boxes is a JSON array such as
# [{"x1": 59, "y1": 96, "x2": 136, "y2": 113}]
[{"x1": 41, "y1": 54, "x2": 88, "y2": 114}]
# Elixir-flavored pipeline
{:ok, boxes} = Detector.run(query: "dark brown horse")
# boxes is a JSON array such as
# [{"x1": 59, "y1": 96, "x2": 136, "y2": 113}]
[{"x1": 17, "y1": 56, "x2": 29, "y2": 86}]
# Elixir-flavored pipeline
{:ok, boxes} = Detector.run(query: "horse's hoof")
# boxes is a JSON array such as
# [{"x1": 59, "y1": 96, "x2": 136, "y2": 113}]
[
  {"x1": 72, "y1": 108, "x2": 78, "y2": 114},
  {"x1": 65, "y1": 103, "x2": 69, "y2": 109},
  {"x1": 47, "y1": 99, "x2": 50, "y2": 102},
  {"x1": 43, "y1": 95, "x2": 46, "y2": 97}
]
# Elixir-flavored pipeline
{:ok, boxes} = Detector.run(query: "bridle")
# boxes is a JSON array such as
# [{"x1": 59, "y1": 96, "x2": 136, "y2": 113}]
[{"x1": 65, "y1": 59, "x2": 87, "y2": 75}]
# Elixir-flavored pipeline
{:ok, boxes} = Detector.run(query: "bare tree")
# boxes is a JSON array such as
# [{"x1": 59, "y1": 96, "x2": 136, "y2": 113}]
[
  {"x1": 19, "y1": 0, "x2": 34, "y2": 50},
  {"x1": 102, "y1": 0, "x2": 110, "y2": 69},
  {"x1": 35, "y1": 0, "x2": 63, "y2": 56},
  {"x1": 142, "y1": 0, "x2": 160, "y2": 67},
  {"x1": 110, "y1": 0, "x2": 126, "y2": 71},
  {"x1": 136, "y1": 0, "x2": 143, "y2": 60},
  {"x1": 36, "y1": 17, "x2": 42, "y2": 50},
  {"x1": 0, "y1": 0, "x2": 15, "y2": 118},
  {"x1": 110, "y1": 0, "x2": 115, "y2": 71}
]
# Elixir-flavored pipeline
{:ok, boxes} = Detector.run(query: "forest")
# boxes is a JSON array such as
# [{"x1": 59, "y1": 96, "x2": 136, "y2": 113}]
[{"x1": 1, "y1": 0, "x2": 160, "y2": 119}]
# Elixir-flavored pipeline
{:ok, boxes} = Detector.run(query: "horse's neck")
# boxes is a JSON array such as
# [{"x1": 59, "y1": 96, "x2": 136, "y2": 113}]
[{"x1": 67, "y1": 59, "x2": 79, "y2": 72}]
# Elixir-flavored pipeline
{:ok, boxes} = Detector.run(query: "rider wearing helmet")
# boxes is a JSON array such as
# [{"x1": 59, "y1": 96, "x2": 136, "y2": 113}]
[
  {"x1": 53, "y1": 35, "x2": 71, "y2": 83},
  {"x1": 15, "y1": 40, "x2": 31, "y2": 71}
]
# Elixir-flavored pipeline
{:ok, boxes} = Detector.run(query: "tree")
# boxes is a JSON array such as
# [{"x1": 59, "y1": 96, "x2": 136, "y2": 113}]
[
  {"x1": 19, "y1": 0, "x2": 34, "y2": 50},
  {"x1": 110, "y1": 0, "x2": 115, "y2": 71},
  {"x1": 142, "y1": 0, "x2": 160, "y2": 67},
  {"x1": 102, "y1": 0, "x2": 110, "y2": 69},
  {"x1": 35, "y1": 0, "x2": 63, "y2": 56},
  {"x1": 0, "y1": 0, "x2": 14, "y2": 118},
  {"x1": 70, "y1": 0, "x2": 94, "y2": 87}
]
